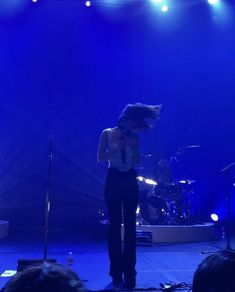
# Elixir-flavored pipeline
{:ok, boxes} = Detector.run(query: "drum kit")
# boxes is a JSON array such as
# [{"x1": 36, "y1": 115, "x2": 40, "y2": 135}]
[
  {"x1": 137, "y1": 176, "x2": 195, "y2": 225},
  {"x1": 136, "y1": 145, "x2": 199, "y2": 225}
]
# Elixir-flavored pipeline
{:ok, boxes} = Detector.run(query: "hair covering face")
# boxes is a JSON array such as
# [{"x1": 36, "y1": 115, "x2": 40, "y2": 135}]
[{"x1": 118, "y1": 103, "x2": 161, "y2": 130}]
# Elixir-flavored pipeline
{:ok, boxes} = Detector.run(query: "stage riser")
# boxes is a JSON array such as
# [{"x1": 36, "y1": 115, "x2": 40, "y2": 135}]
[{"x1": 122, "y1": 223, "x2": 215, "y2": 243}]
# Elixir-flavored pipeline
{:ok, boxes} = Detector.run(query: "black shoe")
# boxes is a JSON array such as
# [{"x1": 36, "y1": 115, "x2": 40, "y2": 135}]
[
  {"x1": 124, "y1": 278, "x2": 136, "y2": 290},
  {"x1": 112, "y1": 276, "x2": 124, "y2": 290}
]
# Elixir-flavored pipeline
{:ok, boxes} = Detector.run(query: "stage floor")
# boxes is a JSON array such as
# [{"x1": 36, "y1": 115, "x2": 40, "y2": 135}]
[{"x1": 0, "y1": 232, "x2": 234, "y2": 291}]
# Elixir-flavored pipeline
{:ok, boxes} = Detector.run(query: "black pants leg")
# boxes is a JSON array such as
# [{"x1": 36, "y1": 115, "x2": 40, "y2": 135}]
[
  {"x1": 123, "y1": 191, "x2": 138, "y2": 281},
  {"x1": 105, "y1": 168, "x2": 139, "y2": 281},
  {"x1": 106, "y1": 193, "x2": 123, "y2": 279}
]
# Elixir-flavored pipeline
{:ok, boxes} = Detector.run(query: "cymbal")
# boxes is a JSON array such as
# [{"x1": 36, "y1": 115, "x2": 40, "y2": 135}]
[
  {"x1": 137, "y1": 176, "x2": 158, "y2": 186},
  {"x1": 178, "y1": 179, "x2": 196, "y2": 185}
]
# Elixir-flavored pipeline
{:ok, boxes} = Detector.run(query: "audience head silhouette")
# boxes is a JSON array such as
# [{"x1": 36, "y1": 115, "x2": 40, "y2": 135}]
[
  {"x1": 193, "y1": 250, "x2": 235, "y2": 292},
  {"x1": 3, "y1": 263, "x2": 85, "y2": 292}
]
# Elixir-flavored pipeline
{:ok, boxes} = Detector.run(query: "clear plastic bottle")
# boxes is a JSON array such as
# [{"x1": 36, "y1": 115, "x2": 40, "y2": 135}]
[
  {"x1": 221, "y1": 227, "x2": 226, "y2": 239},
  {"x1": 67, "y1": 251, "x2": 74, "y2": 266}
]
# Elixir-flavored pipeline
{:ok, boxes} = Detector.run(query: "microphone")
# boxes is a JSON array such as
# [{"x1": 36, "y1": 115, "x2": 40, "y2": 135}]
[{"x1": 119, "y1": 137, "x2": 126, "y2": 164}]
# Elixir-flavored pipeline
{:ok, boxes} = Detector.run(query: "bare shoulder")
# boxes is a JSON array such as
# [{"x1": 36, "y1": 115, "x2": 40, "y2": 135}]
[
  {"x1": 99, "y1": 128, "x2": 113, "y2": 144},
  {"x1": 100, "y1": 128, "x2": 111, "y2": 136},
  {"x1": 109, "y1": 127, "x2": 119, "y2": 133},
  {"x1": 105, "y1": 127, "x2": 120, "y2": 139}
]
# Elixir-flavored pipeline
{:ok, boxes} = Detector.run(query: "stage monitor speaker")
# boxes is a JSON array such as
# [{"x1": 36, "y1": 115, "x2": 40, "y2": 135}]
[{"x1": 17, "y1": 259, "x2": 57, "y2": 272}]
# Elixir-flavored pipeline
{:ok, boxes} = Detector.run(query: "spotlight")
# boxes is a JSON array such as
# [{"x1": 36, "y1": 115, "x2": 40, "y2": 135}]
[
  {"x1": 151, "y1": 0, "x2": 163, "y2": 3},
  {"x1": 32, "y1": 0, "x2": 38, "y2": 2},
  {"x1": 211, "y1": 213, "x2": 219, "y2": 222},
  {"x1": 85, "y1": 1, "x2": 91, "y2": 7},
  {"x1": 161, "y1": 5, "x2": 169, "y2": 12},
  {"x1": 136, "y1": 206, "x2": 140, "y2": 214},
  {"x1": 208, "y1": 0, "x2": 219, "y2": 5}
]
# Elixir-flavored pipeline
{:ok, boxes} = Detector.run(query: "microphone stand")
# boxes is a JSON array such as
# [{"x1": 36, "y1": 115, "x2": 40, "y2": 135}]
[
  {"x1": 17, "y1": 134, "x2": 56, "y2": 271},
  {"x1": 201, "y1": 161, "x2": 235, "y2": 254},
  {"x1": 44, "y1": 133, "x2": 53, "y2": 259}
]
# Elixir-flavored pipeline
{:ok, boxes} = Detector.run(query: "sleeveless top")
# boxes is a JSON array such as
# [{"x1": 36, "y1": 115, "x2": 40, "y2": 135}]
[{"x1": 105, "y1": 128, "x2": 135, "y2": 172}]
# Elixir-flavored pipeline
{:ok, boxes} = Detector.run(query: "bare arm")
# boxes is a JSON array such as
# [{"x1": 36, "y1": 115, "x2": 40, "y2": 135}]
[
  {"x1": 97, "y1": 130, "x2": 120, "y2": 163},
  {"x1": 97, "y1": 130, "x2": 108, "y2": 162}
]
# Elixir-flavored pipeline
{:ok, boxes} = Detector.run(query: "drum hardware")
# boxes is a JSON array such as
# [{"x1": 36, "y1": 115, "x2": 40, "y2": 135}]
[
  {"x1": 154, "y1": 182, "x2": 183, "y2": 201},
  {"x1": 139, "y1": 196, "x2": 168, "y2": 225},
  {"x1": 137, "y1": 176, "x2": 157, "y2": 198},
  {"x1": 137, "y1": 142, "x2": 200, "y2": 225},
  {"x1": 137, "y1": 177, "x2": 196, "y2": 225},
  {"x1": 138, "y1": 196, "x2": 187, "y2": 225},
  {"x1": 179, "y1": 178, "x2": 196, "y2": 224},
  {"x1": 178, "y1": 179, "x2": 196, "y2": 185},
  {"x1": 137, "y1": 176, "x2": 157, "y2": 186},
  {"x1": 98, "y1": 208, "x2": 109, "y2": 225},
  {"x1": 172, "y1": 144, "x2": 200, "y2": 159},
  {"x1": 136, "y1": 205, "x2": 146, "y2": 225}
]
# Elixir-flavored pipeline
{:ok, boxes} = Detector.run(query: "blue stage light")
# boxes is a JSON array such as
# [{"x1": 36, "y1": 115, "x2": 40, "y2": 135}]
[
  {"x1": 161, "y1": 5, "x2": 169, "y2": 12},
  {"x1": 211, "y1": 213, "x2": 219, "y2": 222},
  {"x1": 208, "y1": 0, "x2": 219, "y2": 5},
  {"x1": 150, "y1": 0, "x2": 163, "y2": 6},
  {"x1": 85, "y1": 1, "x2": 91, "y2": 7},
  {"x1": 149, "y1": 0, "x2": 170, "y2": 14}
]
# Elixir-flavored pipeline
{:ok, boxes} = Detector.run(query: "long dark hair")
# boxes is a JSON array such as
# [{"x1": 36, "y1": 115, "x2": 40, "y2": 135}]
[{"x1": 118, "y1": 103, "x2": 161, "y2": 130}]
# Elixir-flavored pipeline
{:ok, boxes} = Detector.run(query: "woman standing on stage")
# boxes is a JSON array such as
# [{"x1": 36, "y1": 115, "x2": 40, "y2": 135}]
[{"x1": 97, "y1": 103, "x2": 161, "y2": 289}]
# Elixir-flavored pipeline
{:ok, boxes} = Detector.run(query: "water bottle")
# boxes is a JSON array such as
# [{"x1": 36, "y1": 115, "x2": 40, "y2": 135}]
[
  {"x1": 67, "y1": 251, "x2": 74, "y2": 266},
  {"x1": 221, "y1": 227, "x2": 226, "y2": 239}
]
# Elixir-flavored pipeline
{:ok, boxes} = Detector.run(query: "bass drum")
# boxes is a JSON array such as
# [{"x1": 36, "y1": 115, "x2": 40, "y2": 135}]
[
  {"x1": 140, "y1": 196, "x2": 167, "y2": 225},
  {"x1": 154, "y1": 182, "x2": 182, "y2": 201}
]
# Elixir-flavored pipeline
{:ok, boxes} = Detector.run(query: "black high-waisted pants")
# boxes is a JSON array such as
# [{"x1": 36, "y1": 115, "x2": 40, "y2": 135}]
[{"x1": 104, "y1": 167, "x2": 139, "y2": 281}]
